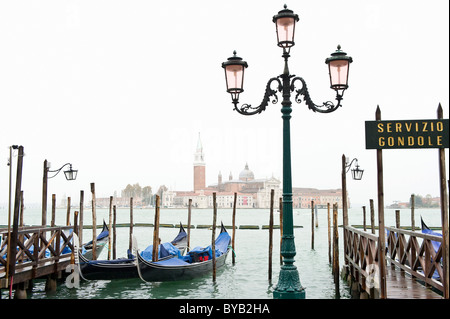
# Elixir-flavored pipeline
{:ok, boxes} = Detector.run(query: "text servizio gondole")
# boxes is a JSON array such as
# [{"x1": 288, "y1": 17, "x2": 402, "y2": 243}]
[{"x1": 365, "y1": 119, "x2": 449, "y2": 149}]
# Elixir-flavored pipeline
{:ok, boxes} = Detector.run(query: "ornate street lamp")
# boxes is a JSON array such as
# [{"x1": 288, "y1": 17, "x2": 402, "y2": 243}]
[{"x1": 222, "y1": 5, "x2": 353, "y2": 299}]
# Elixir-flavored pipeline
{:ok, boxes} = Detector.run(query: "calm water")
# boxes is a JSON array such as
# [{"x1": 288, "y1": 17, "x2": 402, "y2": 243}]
[{"x1": 0, "y1": 205, "x2": 444, "y2": 299}]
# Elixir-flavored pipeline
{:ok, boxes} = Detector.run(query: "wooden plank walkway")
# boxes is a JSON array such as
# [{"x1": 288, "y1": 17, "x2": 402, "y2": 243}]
[{"x1": 386, "y1": 267, "x2": 443, "y2": 299}]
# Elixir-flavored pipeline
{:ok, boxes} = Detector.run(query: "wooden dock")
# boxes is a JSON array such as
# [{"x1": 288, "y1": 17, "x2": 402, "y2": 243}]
[
  {"x1": 0, "y1": 225, "x2": 75, "y2": 297},
  {"x1": 385, "y1": 267, "x2": 442, "y2": 299},
  {"x1": 342, "y1": 224, "x2": 445, "y2": 299}
]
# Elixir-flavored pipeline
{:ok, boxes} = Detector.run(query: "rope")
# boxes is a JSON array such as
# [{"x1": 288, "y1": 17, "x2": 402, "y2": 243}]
[{"x1": 228, "y1": 245, "x2": 237, "y2": 257}]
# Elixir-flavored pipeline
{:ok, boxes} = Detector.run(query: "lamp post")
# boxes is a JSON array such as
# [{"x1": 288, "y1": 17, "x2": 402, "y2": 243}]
[
  {"x1": 341, "y1": 156, "x2": 363, "y2": 220},
  {"x1": 341, "y1": 155, "x2": 363, "y2": 277},
  {"x1": 42, "y1": 160, "x2": 78, "y2": 226},
  {"x1": 222, "y1": 5, "x2": 353, "y2": 299}
]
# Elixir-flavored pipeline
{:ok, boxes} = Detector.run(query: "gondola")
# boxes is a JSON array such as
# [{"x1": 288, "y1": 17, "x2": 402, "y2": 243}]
[
  {"x1": 421, "y1": 216, "x2": 442, "y2": 280},
  {"x1": 136, "y1": 223, "x2": 231, "y2": 282},
  {"x1": 78, "y1": 223, "x2": 187, "y2": 280},
  {"x1": 421, "y1": 217, "x2": 442, "y2": 253},
  {"x1": 81, "y1": 220, "x2": 110, "y2": 260}
]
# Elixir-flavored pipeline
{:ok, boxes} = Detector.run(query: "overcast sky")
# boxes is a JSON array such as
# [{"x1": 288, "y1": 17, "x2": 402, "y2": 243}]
[{"x1": 0, "y1": 0, "x2": 448, "y2": 208}]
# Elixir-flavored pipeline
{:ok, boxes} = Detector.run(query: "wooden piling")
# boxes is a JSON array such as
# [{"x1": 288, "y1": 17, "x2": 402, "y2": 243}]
[
  {"x1": 74, "y1": 211, "x2": 79, "y2": 236},
  {"x1": 395, "y1": 210, "x2": 400, "y2": 228},
  {"x1": 66, "y1": 197, "x2": 71, "y2": 226},
  {"x1": 212, "y1": 192, "x2": 217, "y2": 282},
  {"x1": 362, "y1": 206, "x2": 367, "y2": 231},
  {"x1": 152, "y1": 195, "x2": 161, "y2": 262},
  {"x1": 311, "y1": 200, "x2": 314, "y2": 250},
  {"x1": 113, "y1": 205, "x2": 117, "y2": 260},
  {"x1": 370, "y1": 199, "x2": 375, "y2": 234},
  {"x1": 268, "y1": 189, "x2": 274, "y2": 281},
  {"x1": 232, "y1": 193, "x2": 237, "y2": 265},
  {"x1": 375, "y1": 105, "x2": 387, "y2": 299},
  {"x1": 90, "y1": 183, "x2": 97, "y2": 260},
  {"x1": 187, "y1": 198, "x2": 192, "y2": 253},
  {"x1": 410, "y1": 194, "x2": 416, "y2": 231},
  {"x1": 51, "y1": 195, "x2": 56, "y2": 227},
  {"x1": 8, "y1": 145, "x2": 24, "y2": 288},
  {"x1": 19, "y1": 191, "x2": 24, "y2": 228},
  {"x1": 5, "y1": 145, "x2": 14, "y2": 283},
  {"x1": 51, "y1": 194, "x2": 56, "y2": 250},
  {"x1": 333, "y1": 203, "x2": 339, "y2": 293},
  {"x1": 79, "y1": 190, "x2": 84, "y2": 245},
  {"x1": 437, "y1": 103, "x2": 449, "y2": 299},
  {"x1": 315, "y1": 204, "x2": 319, "y2": 227},
  {"x1": 327, "y1": 203, "x2": 331, "y2": 264},
  {"x1": 129, "y1": 197, "x2": 133, "y2": 255},
  {"x1": 42, "y1": 159, "x2": 48, "y2": 227},
  {"x1": 108, "y1": 196, "x2": 113, "y2": 260}
]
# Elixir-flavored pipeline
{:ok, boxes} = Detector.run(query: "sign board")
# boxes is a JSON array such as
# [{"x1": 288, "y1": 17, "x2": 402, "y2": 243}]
[{"x1": 365, "y1": 119, "x2": 449, "y2": 149}]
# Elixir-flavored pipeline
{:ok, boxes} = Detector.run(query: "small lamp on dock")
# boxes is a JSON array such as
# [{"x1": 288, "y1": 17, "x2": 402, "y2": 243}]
[
  {"x1": 48, "y1": 162, "x2": 78, "y2": 180},
  {"x1": 346, "y1": 157, "x2": 364, "y2": 181},
  {"x1": 63, "y1": 164, "x2": 78, "y2": 181},
  {"x1": 351, "y1": 161, "x2": 364, "y2": 180}
]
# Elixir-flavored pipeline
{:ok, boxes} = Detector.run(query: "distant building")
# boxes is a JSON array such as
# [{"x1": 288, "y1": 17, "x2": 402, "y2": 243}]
[
  {"x1": 293, "y1": 188, "x2": 344, "y2": 209},
  {"x1": 160, "y1": 134, "x2": 282, "y2": 208},
  {"x1": 158, "y1": 133, "x2": 344, "y2": 209}
]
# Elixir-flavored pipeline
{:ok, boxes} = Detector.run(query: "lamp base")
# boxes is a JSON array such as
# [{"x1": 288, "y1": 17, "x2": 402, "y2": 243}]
[{"x1": 273, "y1": 265, "x2": 306, "y2": 299}]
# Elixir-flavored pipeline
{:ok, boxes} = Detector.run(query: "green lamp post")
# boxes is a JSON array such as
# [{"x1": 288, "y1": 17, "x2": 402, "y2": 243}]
[{"x1": 222, "y1": 5, "x2": 353, "y2": 299}]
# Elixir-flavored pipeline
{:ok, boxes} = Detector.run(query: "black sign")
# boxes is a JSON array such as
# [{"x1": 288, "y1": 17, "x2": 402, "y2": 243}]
[{"x1": 365, "y1": 119, "x2": 449, "y2": 149}]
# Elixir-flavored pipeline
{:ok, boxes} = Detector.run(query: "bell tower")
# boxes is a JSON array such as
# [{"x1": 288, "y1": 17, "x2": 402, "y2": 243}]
[{"x1": 193, "y1": 133, "x2": 205, "y2": 192}]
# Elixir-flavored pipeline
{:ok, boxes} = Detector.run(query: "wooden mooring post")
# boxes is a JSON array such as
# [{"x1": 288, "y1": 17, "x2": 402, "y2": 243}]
[
  {"x1": 8, "y1": 146, "x2": 24, "y2": 298},
  {"x1": 113, "y1": 205, "x2": 117, "y2": 260},
  {"x1": 327, "y1": 203, "x2": 331, "y2": 264},
  {"x1": 232, "y1": 193, "x2": 237, "y2": 265},
  {"x1": 128, "y1": 197, "x2": 133, "y2": 257},
  {"x1": 187, "y1": 199, "x2": 192, "y2": 253},
  {"x1": 212, "y1": 192, "x2": 217, "y2": 282},
  {"x1": 51, "y1": 194, "x2": 56, "y2": 245},
  {"x1": 410, "y1": 194, "x2": 416, "y2": 231},
  {"x1": 152, "y1": 195, "x2": 161, "y2": 262},
  {"x1": 315, "y1": 204, "x2": 319, "y2": 227},
  {"x1": 370, "y1": 199, "x2": 375, "y2": 234},
  {"x1": 108, "y1": 196, "x2": 113, "y2": 260},
  {"x1": 375, "y1": 106, "x2": 387, "y2": 299},
  {"x1": 362, "y1": 206, "x2": 367, "y2": 231},
  {"x1": 66, "y1": 197, "x2": 71, "y2": 226},
  {"x1": 332, "y1": 203, "x2": 339, "y2": 295},
  {"x1": 437, "y1": 104, "x2": 449, "y2": 299},
  {"x1": 90, "y1": 182, "x2": 97, "y2": 260},
  {"x1": 311, "y1": 200, "x2": 314, "y2": 250},
  {"x1": 79, "y1": 190, "x2": 84, "y2": 245}
]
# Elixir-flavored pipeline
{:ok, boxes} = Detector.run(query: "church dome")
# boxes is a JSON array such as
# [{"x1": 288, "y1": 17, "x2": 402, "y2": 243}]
[{"x1": 239, "y1": 163, "x2": 254, "y2": 181}]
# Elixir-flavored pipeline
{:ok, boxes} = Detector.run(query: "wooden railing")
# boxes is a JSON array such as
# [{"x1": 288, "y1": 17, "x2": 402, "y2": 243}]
[
  {"x1": 344, "y1": 225, "x2": 445, "y2": 297},
  {"x1": 386, "y1": 226, "x2": 444, "y2": 294},
  {"x1": 0, "y1": 226, "x2": 74, "y2": 286},
  {"x1": 344, "y1": 225, "x2": 381, "y2": 295}
]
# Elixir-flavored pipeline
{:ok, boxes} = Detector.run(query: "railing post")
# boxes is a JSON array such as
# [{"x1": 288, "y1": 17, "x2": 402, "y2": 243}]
[{"x1": 437, "y1": 104, "x2": 449, "y2": 299}]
